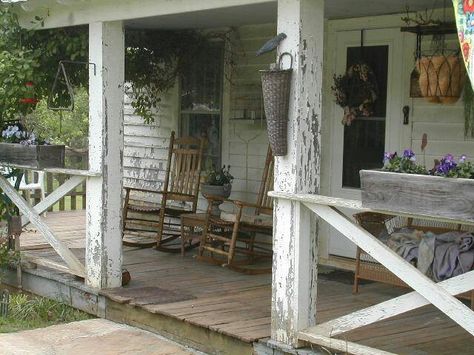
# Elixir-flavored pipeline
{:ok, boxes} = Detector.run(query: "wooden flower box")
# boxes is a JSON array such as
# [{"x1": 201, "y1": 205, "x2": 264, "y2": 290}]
[
  {"x1": 360, "y1": 170, "x2": 474, "y2": 222},
  {"x1": 0, "y1": 143, "x2": 65, "y2": 169}
]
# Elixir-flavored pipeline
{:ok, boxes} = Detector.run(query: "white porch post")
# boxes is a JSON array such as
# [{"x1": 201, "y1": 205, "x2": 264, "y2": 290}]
[
  {"x1": 272, "y1": 0, "x2": 324, "y2": 347},
  {"x1": 86, "y1": 21, "x2": 125, "y2": 289}
]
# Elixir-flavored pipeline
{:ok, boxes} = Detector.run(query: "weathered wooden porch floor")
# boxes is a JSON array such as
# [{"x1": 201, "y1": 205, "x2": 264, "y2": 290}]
[{"x1": 20, "y1": 211, "x2": 474, "y2": 354}]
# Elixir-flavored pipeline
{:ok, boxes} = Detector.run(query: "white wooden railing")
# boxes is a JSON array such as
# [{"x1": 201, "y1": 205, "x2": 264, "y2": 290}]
[
  {"x1": 268, "y1": 191, "x2": 474, "y2": 355},
  {"x1": 0, "y1": 165, "x2": 100, "y2": 278}
]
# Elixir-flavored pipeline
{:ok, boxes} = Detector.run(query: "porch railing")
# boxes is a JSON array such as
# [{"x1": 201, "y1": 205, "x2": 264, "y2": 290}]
[
  {"x1": 268, "y1": 191, "x2": 474, "y2": 355},
  {"x1": 24, "y1": 149, "x2": 88, "y2": 211}
]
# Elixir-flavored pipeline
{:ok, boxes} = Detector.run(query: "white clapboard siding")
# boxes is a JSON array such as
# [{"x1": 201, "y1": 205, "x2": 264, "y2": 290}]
[
  {"x1": 123, "y1": 85, "x2": 179, "y2": 191},
  {"x1": 222, "y1": 23, "x2": 275, "y2": 204},
  {"x1": 410, "y1": 34, "x2": 474, "y2": 164}
]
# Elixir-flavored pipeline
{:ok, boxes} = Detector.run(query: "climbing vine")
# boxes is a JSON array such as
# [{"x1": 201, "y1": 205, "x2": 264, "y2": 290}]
[
  {"x1": 0, "y1": 7, "x2": 88, "y2": 126},
  {"x1": 0, "y1": 7, "x2": 236, "y2": 125}
]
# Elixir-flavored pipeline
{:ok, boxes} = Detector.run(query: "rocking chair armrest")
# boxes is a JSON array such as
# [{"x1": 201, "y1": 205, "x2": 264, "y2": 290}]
[
  {"x1": 204, "y1": 195, "x2": 234, "y2": 203},
  {"x1": 166, "y1": 192, "x2": 194, "y2": 198},
  {"x1": 124, "y1": 186, "x2": 165, "y2": 195},
  {"x1": 231, "y1": 200, "x2": 266, "y2": 209},
  {"x1": 204, "y1": 196, "x2": 266, "y2": 210}
]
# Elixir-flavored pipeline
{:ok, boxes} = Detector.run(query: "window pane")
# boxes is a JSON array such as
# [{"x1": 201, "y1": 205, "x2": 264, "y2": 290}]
[
  {"x1": 342, "y1": 45, "x2": 388, "y2": 188},
  {"x1": 180, "y1": 113, "x2": 220, "y2": 170},
  {"x1": 181, "y1": 46, "x2": 223, "y2": 112},
  {"x1": 180, "y1": 44, "x2": 223, "y2": 171}
]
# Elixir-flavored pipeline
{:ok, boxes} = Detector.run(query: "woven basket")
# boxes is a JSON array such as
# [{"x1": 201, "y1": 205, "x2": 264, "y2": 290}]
[
  {"x1": 261, "y1": 52, "x2": 293, "y2": 156},
  {"x1": 418, "y1": 54, "x2": 466, "y2": 104}
]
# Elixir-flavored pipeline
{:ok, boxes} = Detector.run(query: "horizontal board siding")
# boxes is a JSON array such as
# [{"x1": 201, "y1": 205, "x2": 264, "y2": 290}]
[
  {"x1": 409, "y1": 33, "x2": 474, "y2": 165},
  {"x1": 222, "y1": 23, "x2": 275, "y2": 206},
  {"x1": 123, "y1": 86, "x2": 178, "y2": 191}
]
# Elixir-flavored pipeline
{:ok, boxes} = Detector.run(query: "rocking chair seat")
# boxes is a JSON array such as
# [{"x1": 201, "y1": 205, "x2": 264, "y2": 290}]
[
  {"x1": 220, "y1": 211, "x2": 273, "y2": 228},
  {"x1": 127, "y1": 204, "x2": 191, "y2": 216}
]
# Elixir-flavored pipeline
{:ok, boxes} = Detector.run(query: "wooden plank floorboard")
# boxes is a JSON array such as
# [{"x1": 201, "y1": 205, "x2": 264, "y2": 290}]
[{"x1": 20, "y1": 211, "x2": 474, "y2": 353}]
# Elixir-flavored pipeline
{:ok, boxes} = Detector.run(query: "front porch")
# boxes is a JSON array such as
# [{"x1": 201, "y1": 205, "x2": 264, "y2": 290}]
[{"x1": 6, "y1": 210, "x2": 473, "y2": 355}]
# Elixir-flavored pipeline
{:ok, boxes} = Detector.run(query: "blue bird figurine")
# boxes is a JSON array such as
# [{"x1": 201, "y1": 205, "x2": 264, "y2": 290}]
[{"x1": 256, "y1": 33, "x2": 287, "y2": 56}]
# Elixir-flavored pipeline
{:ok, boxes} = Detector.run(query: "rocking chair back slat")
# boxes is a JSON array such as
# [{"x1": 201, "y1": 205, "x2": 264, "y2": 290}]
[
  {"x1": 167, "y1": 134, "x2": 204, "y2": 209},
  {"x1": 256, "y1": 146, "x2": 274, "y2": 216}
]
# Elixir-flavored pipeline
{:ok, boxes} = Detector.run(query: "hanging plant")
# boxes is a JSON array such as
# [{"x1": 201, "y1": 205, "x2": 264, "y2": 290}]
[{"x1": 332, "y1": 63, "x2": 378, "y2": 126}]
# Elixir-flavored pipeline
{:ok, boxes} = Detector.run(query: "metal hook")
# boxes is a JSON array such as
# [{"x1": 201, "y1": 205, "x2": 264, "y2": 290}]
[
  {"x1": 278, "y1": 52, "x2": 293, "y2": 70},
  {"x1": 47, "y1": 60, "x2": 97, "y2": 112}
]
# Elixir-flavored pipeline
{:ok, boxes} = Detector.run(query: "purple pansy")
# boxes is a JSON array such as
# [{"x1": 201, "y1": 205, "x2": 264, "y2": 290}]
[
  {"x1": 436, "y1": 154, "x2": 457, "y2": 175},
  {"x1": 383, "y1": 152, "x2": 397, "y2": 165},
  {"x1": 403, "y1": 149, "x2": 416, "y2": 161}
]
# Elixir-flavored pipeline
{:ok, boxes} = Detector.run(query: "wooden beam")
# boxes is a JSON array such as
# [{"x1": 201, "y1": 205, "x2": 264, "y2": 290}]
[
  {"x1": 308, "y1": 270, "x2": 474, "y2": 337},
  {"x1": 271, "y1": 0, "x2": 324, "y2": 347},
  {"x1": 86, "y1": 20, "x2": 125, "y2": 289},
  {"x1": 14, "y1": 0, "x2": 274, "y2": 29},
  {"x1": 21, "y1": 175, "x2": 86, "y2": 227},
  {"x1": 21, "y1": 253, "x2": 85, "y2": 278},
  {"x1": 0, "y1": 163, "x2": 101, "y2": 177},
  {"x1": 0, "y1": 175, "x2": 85, "y2": 277},
  {"x1": 268, "y1": 191, "x2": 474, "y2": 226},
  {"x1": 297, "y1": 331, "x2": 397, "y2": 355},
  {"x1": 305, "y1": 203, "x2": 474, "y2": 336}
]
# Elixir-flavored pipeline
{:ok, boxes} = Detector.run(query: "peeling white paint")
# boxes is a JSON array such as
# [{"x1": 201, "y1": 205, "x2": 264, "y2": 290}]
[
  {"x1": 86, "y1": 21, "x2": 125, "y2": 289},
  {"x1": 271, "y1": 0, "x2": 324, "y2": 347}
]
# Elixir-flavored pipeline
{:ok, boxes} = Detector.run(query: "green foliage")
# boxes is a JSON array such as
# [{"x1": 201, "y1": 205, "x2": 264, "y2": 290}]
[
  {"x1": 125, "y1": 30, "x2": 212, "y2": 123},
  {"x1": 0, "y1": 7, "x2": 88, "y2": 127},
  {"x1": 0, "y1": 8, "x2": 226, "y2": 124},
  {"x1": 0, "y1": 169, "x2": 22, "y2": 220},
  {"x1": 25, "y1": 87, "x2": 89, "y2": 149},
  {"x1": 382, "y1": 151, "x2": 428, "y2": 175},
  {"x1": 0, "y1": 236, "x2": 19, "y2": 281},
  {"x1": 204, "y1": 165, "x2": 234, "y2": 186},
  {"x1": 0, "y1": 293, "x2": 92, "y2": 333},
  {"x1": 452, "y1": 162, "x2": 474, "y2": 179}
]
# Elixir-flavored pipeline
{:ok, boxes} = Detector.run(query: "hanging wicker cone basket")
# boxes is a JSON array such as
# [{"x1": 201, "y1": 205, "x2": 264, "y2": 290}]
[
  {"x1": 260, "y1": 52, "x2": 293, "y2": 156},
  {"x1": 418, "y1": 54, "x2": 466, "y2": 104}
]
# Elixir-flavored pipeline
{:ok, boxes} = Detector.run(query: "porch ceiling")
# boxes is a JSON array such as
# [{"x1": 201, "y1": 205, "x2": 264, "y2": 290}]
[{"x1": 125, "y1": 0, "x2": 446, "y2": 29}]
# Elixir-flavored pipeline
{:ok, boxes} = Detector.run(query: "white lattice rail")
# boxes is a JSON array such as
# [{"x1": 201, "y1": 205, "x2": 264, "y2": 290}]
[
  {"x1": 268, "y1": 191, "x2": 474, "y2": 355},
  {"x1": 0, "y1": 166, "x2": 100, "y2": 278}
]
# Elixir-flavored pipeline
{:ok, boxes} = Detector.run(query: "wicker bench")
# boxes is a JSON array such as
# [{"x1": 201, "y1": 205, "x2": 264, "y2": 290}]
[{"x1": 353, "y1": 212, "x2": 474, "y2": 309}]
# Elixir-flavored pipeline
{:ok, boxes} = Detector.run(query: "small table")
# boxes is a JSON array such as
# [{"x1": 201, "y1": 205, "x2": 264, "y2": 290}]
[{"x1": 180, "y1": 213, "x2": 207, "y2": 256}]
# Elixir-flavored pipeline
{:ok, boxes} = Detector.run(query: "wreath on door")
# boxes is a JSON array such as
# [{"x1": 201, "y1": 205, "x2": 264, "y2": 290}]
[{"x1": 332, "y1": 63, "x2": 378, "y2": 126}]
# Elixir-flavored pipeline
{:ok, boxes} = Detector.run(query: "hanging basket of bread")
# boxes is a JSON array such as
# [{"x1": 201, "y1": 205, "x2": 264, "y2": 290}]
[
  {"x1": 260, "y1": 52, "x2": 293, "y2": 156},
  {"x1": 417, "y1": 53, "x2": 466, "y2": 104}
]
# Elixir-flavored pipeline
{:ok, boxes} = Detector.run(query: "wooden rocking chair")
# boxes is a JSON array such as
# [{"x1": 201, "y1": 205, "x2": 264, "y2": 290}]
[
  {"x1": 198, "y1": 146, "x2": 274, "y2": 273},
  {"x1": 122, "y1": 131, "x2": 205, "y2": 251}
]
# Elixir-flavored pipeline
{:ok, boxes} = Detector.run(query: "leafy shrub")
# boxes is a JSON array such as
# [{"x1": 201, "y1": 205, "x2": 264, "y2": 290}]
[{"x1": 24, "y1": 87, "x2": 89, "y2": 150}]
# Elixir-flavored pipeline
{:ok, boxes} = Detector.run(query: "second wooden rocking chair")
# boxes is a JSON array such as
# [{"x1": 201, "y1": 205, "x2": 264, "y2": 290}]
[
  {"x1": 122, "y1": 131, "x2": 205, "y2": 251},
  {"x1": 198, "y1": 146, "x2": 274, "y2": 273}
]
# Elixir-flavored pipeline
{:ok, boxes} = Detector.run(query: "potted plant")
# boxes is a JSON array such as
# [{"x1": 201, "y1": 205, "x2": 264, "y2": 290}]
[
  {"x1": 360, "y1": 150, "x2": 474, "y2": 222},
  {"x1": 201, "y1": 165, "x2": 234, "y2": 216},
  {"x1": 0, "y1": 122, "x2": 65, "y2": 169}
]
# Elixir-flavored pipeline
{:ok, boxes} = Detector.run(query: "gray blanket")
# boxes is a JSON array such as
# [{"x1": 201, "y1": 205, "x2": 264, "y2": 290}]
[{"x1": 387, "y1": 228, "x2": 474, "y2": 281}]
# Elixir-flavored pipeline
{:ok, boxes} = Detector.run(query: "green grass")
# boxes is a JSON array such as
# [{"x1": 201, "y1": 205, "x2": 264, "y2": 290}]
[{"x1": 0, "y1": 292, "x2": 92, "y2": 333}]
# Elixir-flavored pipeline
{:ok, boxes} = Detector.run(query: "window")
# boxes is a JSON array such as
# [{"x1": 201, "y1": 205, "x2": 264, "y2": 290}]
[{"x1": 180, "y1": 44, "x2": 224, "y2": 170}]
